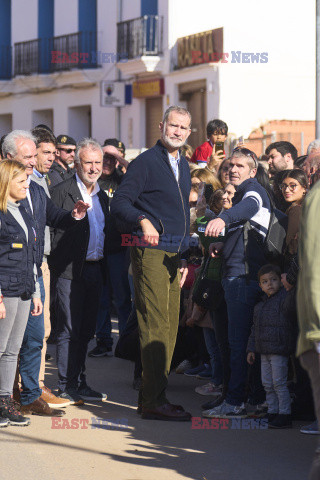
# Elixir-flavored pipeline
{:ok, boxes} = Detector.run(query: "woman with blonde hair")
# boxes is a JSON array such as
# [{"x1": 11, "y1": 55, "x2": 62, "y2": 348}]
[
  {"x1": 217, "y1": 158, "x2": 231, "y2": 187},
  {"x1": 0, "y1": 160, "x2": 42, "y2": 428},
  {"x1": 191, "y1": 168, "x2": 222, "y2": 191}
]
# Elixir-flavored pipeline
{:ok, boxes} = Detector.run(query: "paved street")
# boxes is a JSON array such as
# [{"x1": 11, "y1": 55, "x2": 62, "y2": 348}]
[{"x1": 0, "y1": 337, "x2": 316, "y2": 480}]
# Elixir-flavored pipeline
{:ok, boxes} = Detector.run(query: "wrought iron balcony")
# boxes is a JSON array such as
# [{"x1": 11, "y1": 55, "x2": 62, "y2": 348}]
[
  {"x1": 117, "y1": 15, "x2": 163, "y2": 60},
  {"x1": 14, "y1": 39, "x2": 40, "y2": 76},
  {"x1": 14, "y1": 31, "x2": 98, "y2": 76},
  {"x1": 0, "y1": 45, "x2": 12, "y2": 79},
  {"x1": 50, "y1": 31, "x2": 98, "y2": 72}
]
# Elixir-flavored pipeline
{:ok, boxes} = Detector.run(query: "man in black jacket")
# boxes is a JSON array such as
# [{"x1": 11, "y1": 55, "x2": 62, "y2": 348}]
[
  {"x1": 2, "y1": 130, "x2": 88, "y2": 416},
  {"x1": 111, "y1": 106, "x2": 192, "y2": 421},
  {"x1": 49, "y1": 138, "x2": 109, "y2": 403},
  {"x1": 47, "y1": 134, "x2": 76, "y2": 191}
]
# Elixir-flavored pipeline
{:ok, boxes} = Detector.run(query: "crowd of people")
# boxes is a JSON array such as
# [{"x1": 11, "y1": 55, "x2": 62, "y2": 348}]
[{"x1": 0, "y1": 106, "x2": 320, "y2": 477}]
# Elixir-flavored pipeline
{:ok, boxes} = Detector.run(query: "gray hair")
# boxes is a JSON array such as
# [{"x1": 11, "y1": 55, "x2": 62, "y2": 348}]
[
  {"x1": 307, "y1": 139, "x2": 320, "y2": 155},
  {"x1": 231, "y1": 150, "x2": 258, "y2": 170},
  {"x1": 163, "y1": 105, "x2": 192, "y2": 128},
  {"x1": 2, "y1": 130, "x2": 36, "y2": 158},
  {"x1": 74, "y1": 138, "x2": 103, "y2": 164}
]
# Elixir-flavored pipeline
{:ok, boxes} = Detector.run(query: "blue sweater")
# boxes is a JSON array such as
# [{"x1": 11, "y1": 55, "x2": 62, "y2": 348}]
[
  {"x1": 219, "y1": 178, "x2": 271, "y2": 279},
  {"x1": 111, "y1": 140, "x2": 191, "y2": 253}
]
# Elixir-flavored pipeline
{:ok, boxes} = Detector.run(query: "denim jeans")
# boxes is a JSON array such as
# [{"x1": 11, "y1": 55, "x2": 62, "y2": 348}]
[
  {"x1": 95, "y1": 251, "x2": 132, "y2": 347},
  {"x1": 261, "y1": 354, "x2": 291, "y2": 414},
  {"x1": 210, "y1": 300, "x2": 230, "y2": 388},
  {"x1": 222, "y1": 276, "x2": 262, "y2": 406},
  {"x1": 203, "y1": 327, "x2": 223, "y2": 386},
  {"x1": 19, "y1": 276, "x2": 45, "y2": 405},
  {"x1": 0, "y1": 297, "x2": 31, "y2": 397}
]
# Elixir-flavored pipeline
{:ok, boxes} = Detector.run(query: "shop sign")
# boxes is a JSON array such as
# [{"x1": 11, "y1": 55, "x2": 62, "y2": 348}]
[
  {"x1": 133, "y1": 78, "x2": 164, "y2": 98},
  {"x1": 176, "y1": 27, "x2": 223, "y2": 69}
]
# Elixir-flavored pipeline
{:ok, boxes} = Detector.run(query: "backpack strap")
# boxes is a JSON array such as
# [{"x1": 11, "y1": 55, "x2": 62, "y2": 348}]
[{"x1": 243, "y1": 220, "x2": 251, "y2": 283}]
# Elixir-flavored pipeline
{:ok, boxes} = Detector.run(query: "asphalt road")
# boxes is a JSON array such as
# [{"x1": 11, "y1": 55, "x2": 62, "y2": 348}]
[{"x1": 0, "y1": 338, "x2": 316, "y2": 480}]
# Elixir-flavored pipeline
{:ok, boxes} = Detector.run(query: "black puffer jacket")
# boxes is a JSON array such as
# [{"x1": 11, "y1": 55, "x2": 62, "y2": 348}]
[{"x1": 247, "y1": 288, "x2": 297, "y2": 356}]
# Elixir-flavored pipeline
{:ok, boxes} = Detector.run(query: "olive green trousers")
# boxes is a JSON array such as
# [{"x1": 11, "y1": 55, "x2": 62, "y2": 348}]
[{"x1": 130, "y1": 247, "x2": 181, "y2": 409}]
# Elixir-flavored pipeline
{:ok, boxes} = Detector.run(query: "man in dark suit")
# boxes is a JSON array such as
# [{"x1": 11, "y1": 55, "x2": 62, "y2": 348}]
[{"x1": 49, "y1": 138, "x2": 109, "y2": 403}]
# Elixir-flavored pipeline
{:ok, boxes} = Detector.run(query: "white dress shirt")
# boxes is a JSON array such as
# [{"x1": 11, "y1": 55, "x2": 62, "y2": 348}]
[
  {"x1": 26, "y1": 176, "x2": 33, "y2": 213},
  {"x1": 76, "y1": 173, "x2": 105, "y2": 261},
  {"x1": 168, "y1": 151, "x2": 180, "y2": 182}
]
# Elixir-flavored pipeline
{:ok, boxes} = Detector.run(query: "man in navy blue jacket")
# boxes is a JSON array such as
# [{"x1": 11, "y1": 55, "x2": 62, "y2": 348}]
[
  {"x1": 111, "y1": 106, "x2": 192, "y2": 421},
  {"x1": 203, "y1": 147, "x2": 271, "y2": 419}
]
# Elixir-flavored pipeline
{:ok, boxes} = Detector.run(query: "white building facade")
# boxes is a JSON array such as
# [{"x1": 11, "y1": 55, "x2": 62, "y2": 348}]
[{"x1": 0, "y1": 0, "x2": 316, "y2": 151}]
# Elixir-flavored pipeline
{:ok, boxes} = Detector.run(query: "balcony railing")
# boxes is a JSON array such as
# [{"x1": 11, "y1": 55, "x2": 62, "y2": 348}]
[
  {"x1": 14, "y1": 31, "x2": 98, "y2": 76},
  {"x1": 50, "y1": 31, "x2": 97, "y2": 72},
  {"x1": 14, "y1": 39, "x2": 40, "y2": 76},
  {"x1": 0, "y1": 45, "x2": 12, "y2": 79},
  {"x1": 117, "y1": 15, "x2": 163, "y2": 60}
]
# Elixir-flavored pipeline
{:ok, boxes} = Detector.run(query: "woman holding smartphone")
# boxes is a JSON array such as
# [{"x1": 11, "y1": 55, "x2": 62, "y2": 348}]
[{"x1": 0, "y1": 160, "x2": 42, "y2": 427}]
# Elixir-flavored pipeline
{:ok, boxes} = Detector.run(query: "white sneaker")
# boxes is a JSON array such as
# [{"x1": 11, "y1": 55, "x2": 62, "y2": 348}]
[
  {"x1": 195, "y1": 382, "x2": 223, "y2": 396},
  {"x1": 202, "y1": 400, "x2": 248, "y2": 418},
  {"x1": 300, "y1": 421, "x2": 320, "y2": 435},
  {"x1": 175, "y1": 360, "x2": 193, "y2": 374}
]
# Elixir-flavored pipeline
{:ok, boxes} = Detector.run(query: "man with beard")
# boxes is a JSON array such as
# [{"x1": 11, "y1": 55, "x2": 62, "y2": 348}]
[
  {"x1": 111, "y1": 106, "x2": 192, "y2": 421},
  {"x1": 265, "y1": 141, "x2": 298, "y2": 211},
  {"x1": 265, "y1": 141, "x2": 297, "y2": 176}
]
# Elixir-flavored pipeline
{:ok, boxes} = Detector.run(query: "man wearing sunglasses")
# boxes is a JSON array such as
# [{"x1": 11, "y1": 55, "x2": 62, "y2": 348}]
[
  {"x1": 48, "y1": 135, "x2": 76, "y2": 190},
  {"x1": 203, "y1": 147, "x2": 271, "y2": 419}
]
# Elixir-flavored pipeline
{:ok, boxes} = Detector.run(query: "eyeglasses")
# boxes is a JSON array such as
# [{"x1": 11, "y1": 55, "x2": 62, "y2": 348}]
[
  {"x1": 58, "y1": 148, "x2": 75, "y2": 154},
  {"x1": 232, "y1": 147, "x2": 258, "y2": 168},
  {"x1": 280, "y1": 183, "x2": 299, "y2": 192}
]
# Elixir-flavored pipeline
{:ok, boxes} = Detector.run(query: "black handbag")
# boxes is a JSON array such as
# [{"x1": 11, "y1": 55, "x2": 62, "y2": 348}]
[{"x1": 192, "y1": 257, "x2": 224, "y2": 310}]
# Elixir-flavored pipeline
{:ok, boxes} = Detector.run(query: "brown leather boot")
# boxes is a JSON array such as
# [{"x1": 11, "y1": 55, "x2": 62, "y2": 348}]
[
  {"x1": 40, "y1": 386, "x2": 71, "y2": 408},
  {"x1": 20, "y1": 397, "x2": 65, "y2": 416}
]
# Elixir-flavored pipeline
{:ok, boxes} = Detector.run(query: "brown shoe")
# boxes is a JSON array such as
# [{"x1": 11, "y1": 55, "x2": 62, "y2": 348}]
[
  {"x1": 40, "y1": 386, "x2": 71, "y2": 408},
  {"x1": 20, "y1": 397, "x2": 66, "y2": 416},
  {"x1": 141, "y1": 403, "x2": 192, "y2": 421}
]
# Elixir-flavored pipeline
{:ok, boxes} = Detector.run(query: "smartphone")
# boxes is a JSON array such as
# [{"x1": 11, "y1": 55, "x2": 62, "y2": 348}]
[
  {"x1": 197, "y1": 182, "x2": 206, "y2": 204},
  {"x1": 204, "y1": 184, "x2": 214, "y2": 204},
  {"x1": 215, "y1": 142, "x2": 224, "y2": 154}
]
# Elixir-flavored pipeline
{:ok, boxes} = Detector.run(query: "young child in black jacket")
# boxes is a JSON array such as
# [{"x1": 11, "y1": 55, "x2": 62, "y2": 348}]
[{"x1": 247, "y1": 264, "x2": 296, "y2": 429}]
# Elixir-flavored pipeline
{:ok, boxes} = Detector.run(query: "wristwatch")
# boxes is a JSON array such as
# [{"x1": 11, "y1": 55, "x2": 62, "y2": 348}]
[{"x1": 137, "y1": 214, "x2": 146, "y2": 225}]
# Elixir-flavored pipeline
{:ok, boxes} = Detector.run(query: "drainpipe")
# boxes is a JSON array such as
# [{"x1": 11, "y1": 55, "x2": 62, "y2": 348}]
[{"x1": 117, "y1": 0, "x2": 123, "y2": 140}]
